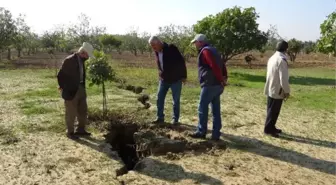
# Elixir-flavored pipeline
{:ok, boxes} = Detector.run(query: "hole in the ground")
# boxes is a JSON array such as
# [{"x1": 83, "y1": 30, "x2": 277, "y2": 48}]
[{"x1": 96, "y1": 111, "x2": 227, "y2": 177}]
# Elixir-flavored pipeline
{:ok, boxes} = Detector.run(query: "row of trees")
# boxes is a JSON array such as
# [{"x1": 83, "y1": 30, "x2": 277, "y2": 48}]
[{"x1": 1, "y1": 7, "x2": 335, "y2": 63}]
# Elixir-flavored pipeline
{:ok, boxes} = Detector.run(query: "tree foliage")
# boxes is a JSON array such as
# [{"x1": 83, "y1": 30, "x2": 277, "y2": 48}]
[
  {"x1": 287, "y1": 38, "x2": 303, "y2": 62},
  {"x1": 158, "y1": 24, "x2": 196, "y2": 61},
  {"x1": 0, "y1": 7, "x2": 16, "y2": 59},
  {"x1": 317, "y1": 12, "x2": 336, "y2": 56},
  {"x1": 87, "y1": 51, "x2": 116, "y2": 115},
  {"x1": 193, "y1": 6, "x2": 268, "y2": 62},
  {"x1": 99, "y1": 34, "x2": 122, "y2": 52}
]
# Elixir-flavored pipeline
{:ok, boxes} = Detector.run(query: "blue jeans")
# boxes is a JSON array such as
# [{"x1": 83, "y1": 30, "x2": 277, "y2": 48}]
[
  {"x1": 197, "y1": 85, "x2": 224, "y2": 139},
  {"x1": 157, "y1": 80, "x2": 182, "y2": 122}
]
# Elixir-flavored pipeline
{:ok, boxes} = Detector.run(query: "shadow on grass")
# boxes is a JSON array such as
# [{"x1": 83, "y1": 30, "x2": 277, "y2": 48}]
[
  {"x1": 135, "y1": 158, "x2": 223, "y2": 185},
  {"x1": 231, "y1": 72, "x2": 335, "y2": 86},
  {"x1": 279, "y1": 133, "x2": 336, "y2": 149},
  {"x1": 76, "y1": 136, "x2": 223, "y2": 185},
  {"x1": 223, "y1": 133, "x2": 336, "y2": 175}
]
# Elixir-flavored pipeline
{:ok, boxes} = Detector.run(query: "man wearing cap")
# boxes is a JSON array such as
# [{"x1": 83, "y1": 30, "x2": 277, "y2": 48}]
[
  {"x1": 148, "y1": 36, "x2": 187, "y2": 125},
  {"x1": 264, "y1": 40, "x2": 290, "y2": 137},
  {"x1": 190, "y1": 34, "x2": 228, "y2": 141},
  {"x1": 57, "y1": 42, "x2": 94, "y2": 139}
]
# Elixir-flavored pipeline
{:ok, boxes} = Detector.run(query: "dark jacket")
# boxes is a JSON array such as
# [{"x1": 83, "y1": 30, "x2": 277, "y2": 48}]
[
  {"x1": 57, "y1": 53, "x2": 86, "y2": 100},
  {"x1": 197, "y1": 45, "x2": 223, "y2": 87},
  {"x1": 154, "y1": 43, "x2": 187, "y2": 83}
]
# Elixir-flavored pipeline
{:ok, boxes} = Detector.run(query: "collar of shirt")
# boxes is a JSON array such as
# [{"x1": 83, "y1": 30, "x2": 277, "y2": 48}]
[{"x1": 276, "y1": 51, "x2": 288, "y2": 61}]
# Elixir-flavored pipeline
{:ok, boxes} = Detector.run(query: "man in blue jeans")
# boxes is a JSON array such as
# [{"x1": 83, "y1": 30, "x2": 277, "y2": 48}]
[
  {"x1": 189, "y1": 34, "x2": 228, "y2": 140},
  {"x1": 148, "y1": 36, "x2": 187, "y2": 124}
]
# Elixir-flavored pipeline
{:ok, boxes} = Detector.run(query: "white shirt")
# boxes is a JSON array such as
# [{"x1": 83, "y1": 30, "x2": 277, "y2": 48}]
[
  {"x1": 158, "y1": 52, "x2": 163, "y2": 70},
  {"x1": 264, "y1": 51, "x2": 290, "y2": 99}
]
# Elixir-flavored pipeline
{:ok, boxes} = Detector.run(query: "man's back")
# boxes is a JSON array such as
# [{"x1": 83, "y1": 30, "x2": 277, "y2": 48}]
[{"x1": 264, "y1": 51, "x2": 290, "y2": 99}]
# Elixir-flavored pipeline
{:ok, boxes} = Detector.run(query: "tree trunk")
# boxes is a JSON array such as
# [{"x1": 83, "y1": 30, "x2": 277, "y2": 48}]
[
  {"x1": 102, "y1": 82, "x2": 107, "y2": 117},
  {"x1": 7, "y1": 48, "x2": 11, "y2": 60},
  {"x1": 18, "y1": 49, "x2": 22, "y2": 58}
]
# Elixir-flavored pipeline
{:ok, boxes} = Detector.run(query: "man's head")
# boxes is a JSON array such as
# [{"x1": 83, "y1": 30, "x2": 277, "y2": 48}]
[
  {"x1": 276, "y1": 40, "x2": 289, "y2": 53},
  {"x1": 148, "y1": 36, "x2": 163, "y2": 52},
  {"x1": 78, "y1": 42, "x2": 94, "y2": 61},
  {"x1": 191, "y1": 34, "x2": 208, "y2": 50}
]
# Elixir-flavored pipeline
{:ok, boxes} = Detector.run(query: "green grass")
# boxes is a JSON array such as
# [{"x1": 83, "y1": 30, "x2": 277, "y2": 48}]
[{"x1": 0, "y1": 61, "x2": 335, "y2": 185}]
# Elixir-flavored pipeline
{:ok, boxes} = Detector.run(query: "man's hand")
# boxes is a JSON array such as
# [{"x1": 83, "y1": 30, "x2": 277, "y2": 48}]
[
  {"x1": 221, "y1": 77, "x2": 228, "y2": 86},
  {"x1": 182, "y1": 78, "x2": 187, "y2": 84},
  {"x1": 284, "y1": 93, "x2": 290, "y2": 101},
  {"x1": 58, "y1": 87, "x2": 62, "y2": 92}
]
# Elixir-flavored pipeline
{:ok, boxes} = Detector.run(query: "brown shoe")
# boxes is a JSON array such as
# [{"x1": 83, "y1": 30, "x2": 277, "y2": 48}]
[{"x1": 67, "y1": 132, "x2": 79, "y2": 140}]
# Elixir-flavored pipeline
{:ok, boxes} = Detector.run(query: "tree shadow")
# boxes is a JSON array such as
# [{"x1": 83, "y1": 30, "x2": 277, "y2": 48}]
[
  {"x1": 222, "y1": 133, "x2": 336, "y2": 175},
  {"x1": 231, "y1": 72, "x2": 335, "y2": 86},
  {"x1": 279, "y1": 133, "x2": 336, "y2": 149},
  {"x1": 134, "y1": 158, "x2": 223, "y2": 185}
]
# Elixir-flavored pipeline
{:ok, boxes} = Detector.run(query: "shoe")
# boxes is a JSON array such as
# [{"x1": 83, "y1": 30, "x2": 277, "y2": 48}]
[
  {"x1": 275, "y1": 128, "x2": 282, "y2": 134},
  {"x1": 189, "y1": 132, "x2": 206, "y2": 139},
  {"x1": 75, "y1": 130, "x2": 92, "y2": 136},
  {"x1": 171, "y1": 120, "x2": 180, "y2": 125},
  {"x1": 152, "y1": 119, "x2": 164, "y2": 124},
  {"x1": 67, "y1": 132, "x2": 79, "y2": 140},
  {"x1": 210, "y1": 137, "x2": 220, "y2": 141},
  {"x1": 264, "y1": 131, "x2": 279, "y2": 138}
]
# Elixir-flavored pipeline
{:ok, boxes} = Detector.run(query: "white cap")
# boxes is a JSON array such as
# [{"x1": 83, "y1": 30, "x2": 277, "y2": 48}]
[
  {"x1": 78, "y1": 42, "x2": 94, "y2": 58},
  {"x1": 191, "y1": 34, "x2": 207, "y2": 43}
]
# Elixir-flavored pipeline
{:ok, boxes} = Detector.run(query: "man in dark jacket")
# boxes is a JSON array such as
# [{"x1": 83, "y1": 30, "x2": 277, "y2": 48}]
[
  {"x1": 189, "y1": 34, "x2": 228, "y2": 141},
  {"x1": 148, "y1": 36, "x2": 187, "y2": 124},
  {"x1": 57, "y1": 42, "x2": 94, "y2": 139}
]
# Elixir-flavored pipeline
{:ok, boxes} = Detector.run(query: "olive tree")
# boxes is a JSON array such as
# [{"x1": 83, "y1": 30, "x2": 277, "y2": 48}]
[
  {"x1": 287, "y1": 38, "x2": 303, "y2": 62},
  {"x1": 193, "y1": 6, "x2": 268, "y2": 62},
  {"x1": 316, "y1": 12, "x2": 336, "y2": 56}
]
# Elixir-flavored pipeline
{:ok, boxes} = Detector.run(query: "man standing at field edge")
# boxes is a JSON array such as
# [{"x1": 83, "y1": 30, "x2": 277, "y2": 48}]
[
  {"x1": 264, "y1": 40, "x2": 290, "y2": 137},
  {"x1": 190, "y1": 34, "x2": 228, "y2": 141},
  {"x1": 57, "y1": 42, "x2": 94, "y2": 140},
  {"x1": 148, "y1": 36, "x2": 187, "y2": 125}
]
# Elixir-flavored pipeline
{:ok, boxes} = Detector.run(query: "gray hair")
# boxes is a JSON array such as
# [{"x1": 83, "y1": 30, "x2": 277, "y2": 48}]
[{"x1": 148, "y1": 36, "x2": 162, "y2": 44}]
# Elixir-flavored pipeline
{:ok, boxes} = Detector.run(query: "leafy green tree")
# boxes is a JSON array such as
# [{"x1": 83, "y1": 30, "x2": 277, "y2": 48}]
[
  {"x1": 99, "y1": 34, "x2": 122, "y2": 53},
  {"x1": 158, "y1": 24, "x2": 195, "y2": 61},
  {"x1": 193, "y1": 6, "x2": 268, "y2": 62},
  {"x1": 317, "y1": 12, "x2": 336, "y2": 56},
  {"x1": 87, "y1": 51, "x2": 116, "y2": 116},
  {"x1": 0, "y1": 7, "x2": 16, "y2": 60},
  {"x1": 302, "y1": 41, "x2": 316, "y2": 54},
  {"x1": 287, "y1": 38, "x2": 303, "y2": 62},
  {"x1": 13, "y1": 14, "x2": 30, "y2": 57}
]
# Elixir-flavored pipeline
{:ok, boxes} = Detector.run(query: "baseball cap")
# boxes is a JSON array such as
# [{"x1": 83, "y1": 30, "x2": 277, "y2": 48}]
[{"x1": 190, "y1": 34, "x2": 207, "y2": 44}]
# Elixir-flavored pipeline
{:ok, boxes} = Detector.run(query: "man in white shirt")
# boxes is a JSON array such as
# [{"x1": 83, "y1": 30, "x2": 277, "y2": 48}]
[{"x1": 264, "y1": 40, "x2": 290, "y2": 137}]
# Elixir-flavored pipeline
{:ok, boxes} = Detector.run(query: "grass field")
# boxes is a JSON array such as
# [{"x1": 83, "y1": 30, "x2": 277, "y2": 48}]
[{"x1": 0, "y1": 55, "x2": 335, "y2": 185}]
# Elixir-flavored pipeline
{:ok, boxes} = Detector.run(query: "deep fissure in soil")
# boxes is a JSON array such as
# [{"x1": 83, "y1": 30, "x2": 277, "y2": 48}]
[{"x1": 101, "y1": 116, "x2": 227, "y2": 177}]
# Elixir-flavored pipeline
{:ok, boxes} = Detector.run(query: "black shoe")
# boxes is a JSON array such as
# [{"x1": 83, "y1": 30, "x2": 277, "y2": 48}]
[
  {"x1": 189, "y1": 132, "x2": 206, "y2": 139},
  {"x1": 75, "y1": 130, "x2": 92, "y2": 136},
  {"x1": 275, "y1": 128, "x2": 282, "y2": 134},
  {"x1": 264, "y1": 131, "x2": 279, "y2": 138},
  {"x1": 210, "y1": 137, "x2": 220, "y2": 141},
  {"x1": 67, "y1": 132, "x2": 79, "y2": 140},
  {"x1": 152, "y1": 119, "x2": 164, "y2": 124}
]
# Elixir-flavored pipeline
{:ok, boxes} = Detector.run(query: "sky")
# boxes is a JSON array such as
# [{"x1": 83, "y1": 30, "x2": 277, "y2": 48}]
[{"x1": 2, "y1": 0, "x2": 335, "y2": 41}]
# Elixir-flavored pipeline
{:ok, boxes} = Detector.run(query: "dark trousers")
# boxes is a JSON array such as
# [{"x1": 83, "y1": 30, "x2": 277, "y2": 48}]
[{"x1": 264, "y1": 96, "x2": 283, "y2": 133}]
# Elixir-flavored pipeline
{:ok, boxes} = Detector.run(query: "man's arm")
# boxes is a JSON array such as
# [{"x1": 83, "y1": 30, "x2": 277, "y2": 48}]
[
  {"x1": 278, "y1": 59, "x2": 290, "y2": 94},
  {"x1": 57, "y1": 58, "x2": 71, "y2": 89},
  {"x1": 202, "y1": 49, "x2": 223, "y2": 83},
  {"x1": 171, "y1": 44, "x2": 187, "y2": 80}
]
